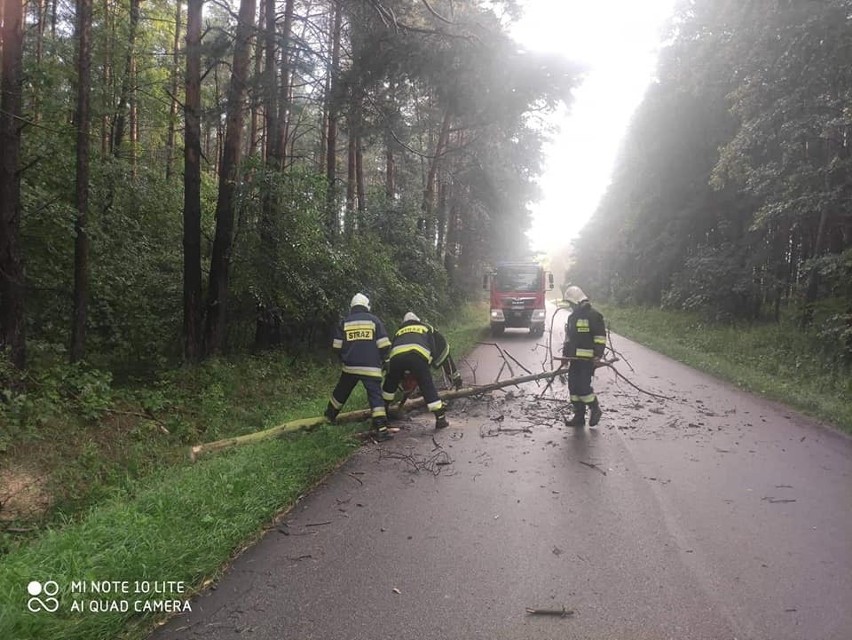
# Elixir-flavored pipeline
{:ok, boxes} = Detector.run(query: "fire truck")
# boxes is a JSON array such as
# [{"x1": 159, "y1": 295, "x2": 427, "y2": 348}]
[{"x1": 483, "y1": 262, "x2": 554, "y2": 337}]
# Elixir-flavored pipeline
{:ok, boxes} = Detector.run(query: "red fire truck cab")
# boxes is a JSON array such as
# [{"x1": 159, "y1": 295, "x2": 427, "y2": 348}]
[{"x1": 483, "y1": 262, "x2": 554, "y2": 337}]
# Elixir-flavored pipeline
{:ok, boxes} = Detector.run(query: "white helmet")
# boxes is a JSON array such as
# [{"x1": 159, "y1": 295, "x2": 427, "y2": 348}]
[
  {"x1": 403, "y1": 312, "x2": 420, "y2": 323},
  {"x1": 350, "y1": 293, "x2": 371, "y2": 310},
  {"x1": 563, "y1": 285, "x2": 588, "y2": 305}
]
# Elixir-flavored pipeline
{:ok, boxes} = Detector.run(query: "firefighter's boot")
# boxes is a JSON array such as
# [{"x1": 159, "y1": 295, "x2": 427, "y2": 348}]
[
  {"x1": 324, "y1": 404, "x2": 338, "y2": 423},
  {"x1": 588, "y1": 399, "x2": 602, "y2": 427},
  {"x1": 565, "y1": 402, "x2": 586, "y2": 427},
  {"x1": 434, "y1": 409, "x2": 449, "y2": 430},
  {"x1": 372, "y1": 416, "x2": 392, "y2": 442}
]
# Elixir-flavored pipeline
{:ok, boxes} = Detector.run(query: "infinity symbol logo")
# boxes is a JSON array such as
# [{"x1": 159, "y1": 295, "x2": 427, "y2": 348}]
[{"x1": 26, "y1": 581, "x2": 60, "y2": 613}]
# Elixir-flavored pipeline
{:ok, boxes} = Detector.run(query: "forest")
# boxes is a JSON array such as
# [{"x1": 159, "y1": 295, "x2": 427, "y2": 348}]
[
  {"x1": 0, "y1": 0, "x2": 578, "y2": 376},
  {"x1": 3, "y1": 0, "x2": 851, "y2": 382},
  {"x1": 569, "y1": 0, "x2": 852, "y2": 370}
]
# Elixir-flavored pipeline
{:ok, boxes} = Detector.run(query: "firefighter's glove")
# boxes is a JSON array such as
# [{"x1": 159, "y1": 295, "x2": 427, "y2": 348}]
[
  {"x1": 561, "y1": 342, "x2": 571, "y2": 358},
  {"x1": 451, "y1": 372, "x2": 463, "y2": 390}
]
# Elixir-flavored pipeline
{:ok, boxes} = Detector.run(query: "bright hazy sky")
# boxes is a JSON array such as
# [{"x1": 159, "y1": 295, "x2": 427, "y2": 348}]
[{"x1": 511, "y1": 0, "x2": 677, "y2": 254}]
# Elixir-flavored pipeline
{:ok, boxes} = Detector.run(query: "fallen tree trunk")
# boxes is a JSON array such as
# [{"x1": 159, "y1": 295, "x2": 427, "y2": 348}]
[{"x1": 189, "y1": 367, "x2": 569, "y2": 461}]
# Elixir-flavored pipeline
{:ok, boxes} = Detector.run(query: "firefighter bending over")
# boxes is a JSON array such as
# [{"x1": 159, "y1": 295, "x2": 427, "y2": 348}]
[
  {"x1": 561, "y1": 286, "x2": 607, "y2": 427},
  {"x1": 382, "y1": 312, "x2": 455, "y2": 430},
  {"x1": 325, "y1": 293, "x2": 393, "y2": 441}
]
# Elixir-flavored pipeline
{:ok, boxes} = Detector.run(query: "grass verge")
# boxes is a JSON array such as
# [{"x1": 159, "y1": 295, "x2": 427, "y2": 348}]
[
  {"x1": 0, "y1": 427, "x2": 356, "y2": 640},
  {"x1": 0, "y1": 301, "x2": 488, "y2": 640},
  {"x1": 600, "y1": 305, "x2": 852, "y2": 434}
]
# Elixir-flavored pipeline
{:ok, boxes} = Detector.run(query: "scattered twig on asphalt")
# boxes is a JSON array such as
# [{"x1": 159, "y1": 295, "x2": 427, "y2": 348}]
[
  {"x1": 578, "y1": 461, "x2": 607, "y2": 476},
  {"x1": 347, "y1": 472, "x2": 364, "y2": 485},
  {"x1": 525, "y1": 606, "x2": 575, "y2": 617},
  {"x1": 377, "y1": 447, "x2": 454, "y2": 475},
  {"x1": 479, "y1": 423, "x2": 532, "y2": 438},
  {"x1": 610, "y1": 368, "x2": 672, "y2": 399},
  {"x1": 277, "y1": 527, "x2": 318, "y2": 536},
  {"x1": 305, "y1": 521, "x2": 333, "y2": 527}
]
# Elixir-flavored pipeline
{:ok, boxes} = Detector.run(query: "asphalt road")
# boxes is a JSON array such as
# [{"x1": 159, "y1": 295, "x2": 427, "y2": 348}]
[{"x1": 150, "y1": 306, "x2": 852, "y2": 640}]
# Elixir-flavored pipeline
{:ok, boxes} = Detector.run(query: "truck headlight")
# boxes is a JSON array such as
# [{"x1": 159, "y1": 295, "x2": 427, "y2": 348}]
[
  {"x1": 490, "y1": 309, "x2": 505, "y2": 321},
  {"x1": 532, "y1": 309, "x2": 546, "y2": 321}
]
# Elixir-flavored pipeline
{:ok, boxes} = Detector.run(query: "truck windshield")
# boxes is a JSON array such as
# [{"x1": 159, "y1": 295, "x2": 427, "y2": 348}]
[{"x1": 495, "y1": 268, "x2": 540, "y2": 292}]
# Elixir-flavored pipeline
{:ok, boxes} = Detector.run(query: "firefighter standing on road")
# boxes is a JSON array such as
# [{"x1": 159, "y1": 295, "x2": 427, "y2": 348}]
[
  {"x1": 382, "y1": 312, "x2": 453, "y2": 430},
  {"x1": 325, "y1": 293, "x2": 393, "y2": 441},
  {"x1": 561, "y1": 286, "x2": 607, "y2": 426}
]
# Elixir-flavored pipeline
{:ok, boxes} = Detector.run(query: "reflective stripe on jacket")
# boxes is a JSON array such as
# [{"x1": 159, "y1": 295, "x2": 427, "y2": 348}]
[
  {"x1": 431, "y1": 330, "x2": 451, "y2": 369},
  {"x1": 389, "y1": 320, "x2": 437, "y2": 364}
]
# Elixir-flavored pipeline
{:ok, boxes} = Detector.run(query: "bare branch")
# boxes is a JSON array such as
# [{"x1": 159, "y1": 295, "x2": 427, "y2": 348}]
[{"x1": 421, "y1": 0, "x2": 453, "y2": 24}]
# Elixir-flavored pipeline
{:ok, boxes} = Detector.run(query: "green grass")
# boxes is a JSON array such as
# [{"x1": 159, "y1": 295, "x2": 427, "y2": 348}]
[
  {"x1": 0, "y1": 426, "x2": 357, "y2": 640},
  {"x1": 600, "y1": 305, "x2": 852, "y2": 433},
  {"x1": 438, "y1": 300, "x2": 489, "y2": 360},
  {"x1": 0, "y1": 301, "x2": 488, "y2": 640}
]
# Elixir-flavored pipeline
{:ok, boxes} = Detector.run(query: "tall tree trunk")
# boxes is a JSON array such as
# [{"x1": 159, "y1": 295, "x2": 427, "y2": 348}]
[
  {"x1": 345, "y1": 110, "x2": 356, "y2": 234},
  {"x1": 422, "y1": 109, "x2": 452, "y2": 244},
  {"x1": 356, "y1": 135, "x2": 365, "y2": 222},
  {"x1": 203, "y1": 0, "x2": 257, "y2": 356},
  {"x1": 318, "y1": 78, "x2": 329, "y2": 173},
  {"x1": 262, "y1": 0, "x2": 278, "y2": 163},
  {"x1": 276, "y1": 0, "x2": 296, "y2": 166},
  {"x1": 443, "y1": 200, "x2": 460, "y2": 277},
  {"x1": 32, "y1": 0, "x2": 46, "y2": 122},
  {"x1": 436, "y1": 180, "x2": 448, "y2": 258},
  {"x1": 182, "y1": 0, "x2": 203, "y2": 362},
  {"x1": 255, "y1": 0, "x2": 279, "y2": 349},
  {"x1": 0, "y1": 0, "x2": 27, "y2": 369},
  {"x1": 324, "y1": 0, "x2": 341, "y2": 238},
  {"x1": 800, "y1": 206, "x2": 830, "y2": 328},
  {"x1": 70, "y1": 0, "x2": 93, "y2": 363},
  {"x1": 100, "y1": 0, "x2": 113, "y2": 154},
  {"x1": 165, "y1": 0, "x2": 182, "y2": 180},
  {"x1": 130, "y1": 52, "x2": 138, "y2": 175},
  {"x1": 111, "y1": 0, "x2": 141, "y2": 157},
  {"x1": 385, "y1": 133, "x2": 395, "y2": 199},
  {"x1": 248, "y1": 0, "x2": 263, "y2": 159}
]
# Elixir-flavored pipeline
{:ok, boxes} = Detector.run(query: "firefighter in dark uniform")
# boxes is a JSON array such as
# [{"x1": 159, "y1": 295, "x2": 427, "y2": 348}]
[
  {"x1": 382, "y1": 312, "x2": 454, "y2": 429},
  {"x1": 561, "y1": 286, "x2": 607, "y2": 427},
  {"x1": 325, "y1": 293, "x2": 393, "y2": 441},
  {"x1": 395, "y1": 316, "x2": 464, "y2": 405}
]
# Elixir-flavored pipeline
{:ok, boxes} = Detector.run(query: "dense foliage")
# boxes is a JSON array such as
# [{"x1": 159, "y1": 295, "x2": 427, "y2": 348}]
[
  {"x1": 568, "y1": 0, "x2": 852, "y2": 364},
  {"x1": 0, "y1": 0, "x2": 579, "y2": 373}
]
